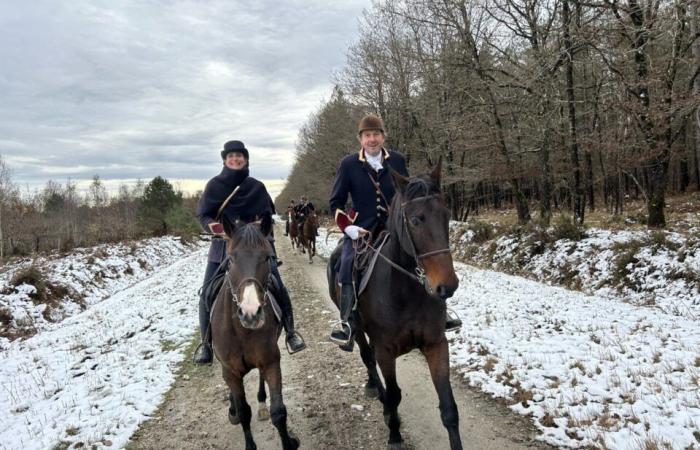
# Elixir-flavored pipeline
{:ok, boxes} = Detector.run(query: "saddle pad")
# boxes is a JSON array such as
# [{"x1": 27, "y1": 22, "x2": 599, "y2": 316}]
[{"x1": 357, "y1": 232, "x2": 391, "y2": 297}]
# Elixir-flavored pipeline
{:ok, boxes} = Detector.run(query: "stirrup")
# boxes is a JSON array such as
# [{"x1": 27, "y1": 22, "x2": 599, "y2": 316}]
[
  {"x1": 285, "y1": 331, "x2": 307, "y2": 355},
  {"x1": 445, "y1": 308, "x2": 463, "y2": 332},
  {"x1": 329, "y1": 321, "x2": 352, "y2": 345},
  {"x1": 192, "y1": 342, "x2": 213, "y2": 365}
]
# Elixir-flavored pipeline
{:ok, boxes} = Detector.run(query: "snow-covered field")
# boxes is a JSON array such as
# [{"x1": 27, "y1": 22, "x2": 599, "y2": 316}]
[
  {"x1": 0, "y1": 237, "x2": 203, "y2": 348},
  {"x1": 316, "y1": 229, "x2": 700, "y2": 449},
  {"x1": 0, "y1": 240, "x2": 207, "y2": 450}
]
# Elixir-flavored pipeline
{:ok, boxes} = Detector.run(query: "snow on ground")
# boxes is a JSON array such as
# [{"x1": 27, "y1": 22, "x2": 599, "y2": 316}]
[
  {"x1": 0, "y1": 237, "x2": 202, "y2": 348},
  {"x1": 450, "y1": 223, "x2": 700, "y2": 319},
  {"x1": 315, "y1": 228, "x2": 700, "y2": 449},
  {"x1": 0, "y1": 244, "x2": 207, "y2": 450}
]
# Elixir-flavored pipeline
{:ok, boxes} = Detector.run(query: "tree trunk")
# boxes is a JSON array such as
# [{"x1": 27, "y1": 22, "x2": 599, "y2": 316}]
[
  {"x1": 563, "y1": 0, "x2": 584, "y2": 223},
  {"x1": 692, "y1": 0, "x2": 700, "y2": 190}
]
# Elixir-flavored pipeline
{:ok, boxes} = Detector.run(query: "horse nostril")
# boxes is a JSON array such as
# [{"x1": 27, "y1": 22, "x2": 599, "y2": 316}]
[
  {"x1": 437, "y1": 285, "x2": 454, "y2": 300},
  {"x1": 237, "y1": 306, "x2": 244, "y2": 318}
]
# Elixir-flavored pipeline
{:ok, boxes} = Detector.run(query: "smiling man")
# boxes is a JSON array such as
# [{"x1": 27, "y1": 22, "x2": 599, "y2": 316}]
[{"x1": 327, "y1": 115, "x2": 409, "y2": 348}]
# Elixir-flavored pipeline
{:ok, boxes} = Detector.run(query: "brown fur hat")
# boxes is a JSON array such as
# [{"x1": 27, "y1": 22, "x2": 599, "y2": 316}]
[{"x1": 357, "y1": 114, "x2": 385, "y2": 135}]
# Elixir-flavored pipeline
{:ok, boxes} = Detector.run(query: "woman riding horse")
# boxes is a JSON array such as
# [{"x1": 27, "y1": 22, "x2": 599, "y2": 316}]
[{"x1": 194, "y1": 140, "x2": 306, "y2": 364}]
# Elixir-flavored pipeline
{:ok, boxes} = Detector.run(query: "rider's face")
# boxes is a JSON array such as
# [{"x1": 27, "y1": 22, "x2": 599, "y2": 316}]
[
  {"x1": 360, "y1": 130, "x2": 384, "y2": 156},
  {"x1": 224, "y1": 152, "x2": 247, "y2": 170}
]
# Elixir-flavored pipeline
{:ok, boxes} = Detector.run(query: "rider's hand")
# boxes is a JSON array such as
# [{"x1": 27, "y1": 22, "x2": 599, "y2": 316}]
[
  {"x1": 344, "y1": 225, "x2": 368, "y2": 241},
  {"x1": 208, "y1": 222, "x2": 225, "y2": 236}
]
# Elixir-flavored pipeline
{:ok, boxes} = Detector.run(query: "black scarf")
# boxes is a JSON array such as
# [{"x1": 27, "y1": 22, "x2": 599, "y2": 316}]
[{"x1": 197, "y1": 166, "x2": 274, "y2": 224}]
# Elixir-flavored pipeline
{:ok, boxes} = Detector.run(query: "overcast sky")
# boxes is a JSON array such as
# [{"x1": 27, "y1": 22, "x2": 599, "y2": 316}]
[{"x1": 0, "y1": 0, "x2": 368, "y2": 198}]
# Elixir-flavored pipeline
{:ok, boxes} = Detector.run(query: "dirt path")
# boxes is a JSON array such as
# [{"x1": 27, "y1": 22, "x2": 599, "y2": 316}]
[{"x1": 127, "y1": 227, "x2": 550, "y2": 450}]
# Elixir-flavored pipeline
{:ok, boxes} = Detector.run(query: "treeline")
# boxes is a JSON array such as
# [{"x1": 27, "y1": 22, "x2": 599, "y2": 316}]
[
  {"x1": 277, "y1": 0, "x2": 700, "y2": 228},
  {"x1": 0, "y1": 157, "x2": 200, "y2": 259}
]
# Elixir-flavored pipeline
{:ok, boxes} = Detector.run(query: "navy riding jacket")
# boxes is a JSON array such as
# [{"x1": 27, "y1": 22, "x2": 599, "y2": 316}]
[{"x1": 329, "y1": 148, "x2": 409, "y2": 232}]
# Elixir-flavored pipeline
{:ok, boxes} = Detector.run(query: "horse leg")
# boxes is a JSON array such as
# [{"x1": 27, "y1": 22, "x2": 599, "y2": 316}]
[
  {"x1": 354, "y1": 329, "x2": 384, "y2": 399},
  {"x1": 423, "y1": 340, "x2": 463, "y2": 450},
  {"x1": 307, "y1": 242, "x2": 313, "y2": 264},
  {"x1": 257, "y1": 372, "x2": 270, "y2": 421},
  {"x1": 375, "y1": 350, "x2": 404, "y2": 449},
  {"x1": 223, "y1": 369, "x2": 256, "y2": 450},
  {"x1": 262, "y1": 363, "x2": 299, "y2": 450}
]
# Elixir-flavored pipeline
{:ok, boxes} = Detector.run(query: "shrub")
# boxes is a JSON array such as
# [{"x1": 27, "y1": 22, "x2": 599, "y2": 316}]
[
  {"x1": 551, "y1": 214, "x2": 586, "y2": 241},
  {"x1": 10, "y1": 266, "x2": 47, "y2": 302},
  {"x1": 467, "y1": 221, "x2": 494, "y2": 244}
]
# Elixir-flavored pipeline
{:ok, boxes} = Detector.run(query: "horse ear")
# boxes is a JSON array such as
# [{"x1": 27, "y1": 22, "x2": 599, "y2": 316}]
[
  {"x1": 390, "y1": 167, "x2": 409, "y2": 193},
  {"x1": 221, "y1": 216, "x2": 237, "y2": 238},
  {"x1": 430, "y1": 155, "x2": 442, "y2": 189},
  {"x1": 260, "y1": 214, "x2": 273, "y2": 236}
]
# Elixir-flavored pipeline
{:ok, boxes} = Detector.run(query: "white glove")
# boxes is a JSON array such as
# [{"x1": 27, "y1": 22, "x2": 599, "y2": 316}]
[{"x1": 344, "y1": 225, "x2": 367, "y2": 240}]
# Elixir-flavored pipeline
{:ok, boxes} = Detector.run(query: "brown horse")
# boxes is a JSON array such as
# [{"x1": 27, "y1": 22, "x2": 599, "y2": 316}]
[
  {"x1": 327, "y1": 158, "x2": 462, "y2": 449},
  {"x1": 298, "y1": 211, "x2": 318, "y2": 264},
  {"x1": 211, "y1": 217, "x2": 299, "y2": 450},
  {"x1": 288, "y1": 212, "x2": 300, "y2": 254}
]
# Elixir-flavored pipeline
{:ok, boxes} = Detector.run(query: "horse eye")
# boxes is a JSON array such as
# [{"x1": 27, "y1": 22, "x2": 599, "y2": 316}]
[{"x1": 410, "y1": 216, "x2": 423, "y2": 226}]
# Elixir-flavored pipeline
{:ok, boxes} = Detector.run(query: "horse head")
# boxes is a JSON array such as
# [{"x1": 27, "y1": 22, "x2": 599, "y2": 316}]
[
  {"x1": 222, "y1": 215, "x2": 275, "y2": 329},
  {"x1": 389, "y1": 157, "x2": 459, "y2": 300}
]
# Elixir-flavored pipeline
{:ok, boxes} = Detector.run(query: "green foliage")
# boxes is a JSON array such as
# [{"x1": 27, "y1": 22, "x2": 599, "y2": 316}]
[
  {"x1": 138, "y1": 176, "x2": 183, "y2": 235},
  {"x1": 165, "y1": 205, "x2": 200, "y2": 239}
]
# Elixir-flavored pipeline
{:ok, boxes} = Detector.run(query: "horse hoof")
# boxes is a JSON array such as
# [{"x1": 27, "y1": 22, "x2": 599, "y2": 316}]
[
  {"x1": 228, "y1": 410, "x2": 240, "y2": 425},
  {"x1": 287, "y1": 432, "x2": 300, "y2": 450},
  {"x1": 387, "y1": 441, "x2": 405, "y2": 450},
  {"x1": 257, "y1": 405, "x2": 270, "y2": 421},
  {"x1": 364, "y1": 385, "x2": 379, "y2": 399}
]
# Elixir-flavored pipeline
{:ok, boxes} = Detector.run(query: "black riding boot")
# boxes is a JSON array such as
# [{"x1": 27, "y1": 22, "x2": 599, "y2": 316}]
[
  {"x1": 277, "y1": 284, "x2": 306, "y2": 354},
  {"x1": 193, "y1": 295, "x2": 213, "y2": 364},
  {"x1": 445, "y1": 308, "x2": 463, "y2": 331},
  {"x1": 330, "y1": 284, "x2": 354, "y2": 346}
]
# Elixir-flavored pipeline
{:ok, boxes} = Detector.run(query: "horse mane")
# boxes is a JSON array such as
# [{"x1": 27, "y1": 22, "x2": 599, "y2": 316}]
[{"x1": 388, "y1": 174, "x2": 439, "y2": 235}]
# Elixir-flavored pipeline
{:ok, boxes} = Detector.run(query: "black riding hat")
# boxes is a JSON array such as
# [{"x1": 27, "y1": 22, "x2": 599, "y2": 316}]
[{"x1": 221, "y1": 140, "x2": 249, "y2": 160}]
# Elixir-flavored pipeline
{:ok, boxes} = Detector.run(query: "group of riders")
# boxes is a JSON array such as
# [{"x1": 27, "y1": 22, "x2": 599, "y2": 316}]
[
  {"x1": 283, "y1": 196, "x2": 316, "y2": 239},
  {"x1": 192, "y1": 114, "x2": 462, "y2": 365}
]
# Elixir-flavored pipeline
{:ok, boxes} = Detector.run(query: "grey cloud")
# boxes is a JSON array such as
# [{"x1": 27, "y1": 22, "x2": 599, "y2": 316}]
[{"x1": 0, "y1": 0, "x2": 366, "y2": 193}]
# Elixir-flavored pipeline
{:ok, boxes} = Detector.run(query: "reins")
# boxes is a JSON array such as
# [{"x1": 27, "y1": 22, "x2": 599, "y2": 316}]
[{"x1": 354, "y1": 192, "x2": 451, "y2": 291}]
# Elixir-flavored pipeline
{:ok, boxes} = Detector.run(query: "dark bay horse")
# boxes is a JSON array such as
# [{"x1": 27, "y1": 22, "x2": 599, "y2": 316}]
[
  {"x1": 327, "y1": 158, "x2": 462, "y2": 449},
  {"x1": 288, "y1": 212, "x2": 300, "y2": 254},
  {"x1": 211, "y1": 217, "x2": 299, "y2": 450},
  {"x1": 299, "y1": 211, "x2": 318, "y2": 263}
]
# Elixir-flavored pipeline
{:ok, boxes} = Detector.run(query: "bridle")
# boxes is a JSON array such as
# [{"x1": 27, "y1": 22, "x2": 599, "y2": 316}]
[
  {"x1": 355, "y1": 193, "x2": 451, "y2": 292},
  {"x1": 223, "y1": 253, "x2": 275, "y2": 312}
]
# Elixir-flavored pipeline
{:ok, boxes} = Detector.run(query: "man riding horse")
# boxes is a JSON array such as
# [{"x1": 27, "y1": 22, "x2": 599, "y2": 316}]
[
  {"x1": 194, "y1": 140, "x2": 306, "y2": 364},
  {"x1": 328, "y1": 115, "x2": 462, "y2": 346},
  {"x1": 293, "y1": 195, "x2": 315, "y2": 235}
]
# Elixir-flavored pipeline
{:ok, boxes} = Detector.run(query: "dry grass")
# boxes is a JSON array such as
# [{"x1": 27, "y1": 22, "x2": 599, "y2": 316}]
[
  {"x1": 511, "y1": 385, "x2": 535, "y2": 407},
  {"x1": 483, "y1": 357, "x2": 498, "y2": 373}
]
